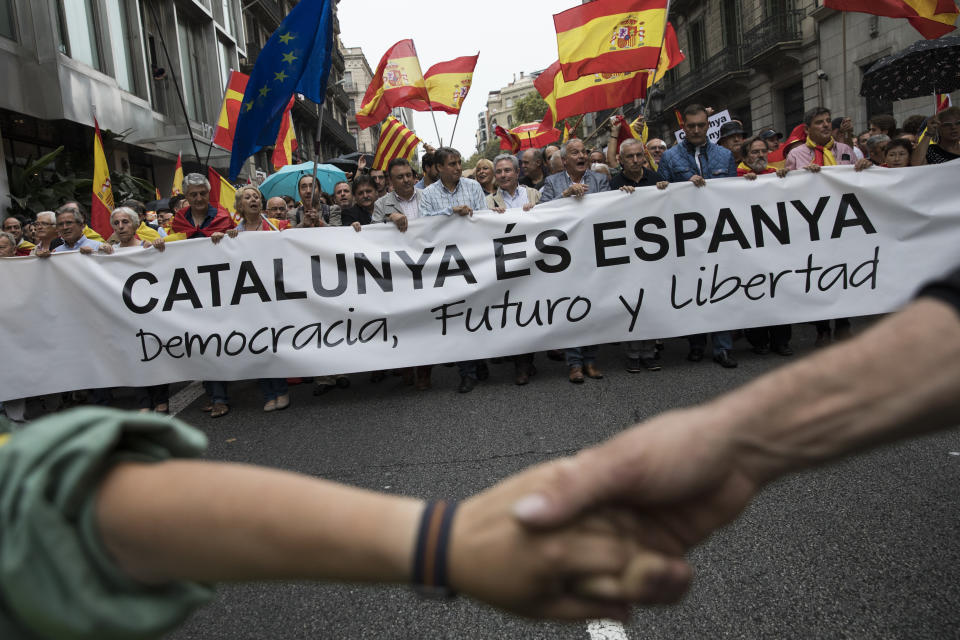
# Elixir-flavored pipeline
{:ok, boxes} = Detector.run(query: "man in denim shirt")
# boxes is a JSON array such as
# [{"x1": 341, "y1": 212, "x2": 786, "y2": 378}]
[{"x1": 658, "y1": 104, "x2": 739, "y2": 369}]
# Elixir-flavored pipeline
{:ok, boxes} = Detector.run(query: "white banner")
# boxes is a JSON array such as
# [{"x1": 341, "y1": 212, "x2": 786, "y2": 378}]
[
  {"x1": 674, "y1": 109, "x2": 731, "y2": 145},
  {"x1": 2, "y1": 163, "x2": 960, "y2": 401}
]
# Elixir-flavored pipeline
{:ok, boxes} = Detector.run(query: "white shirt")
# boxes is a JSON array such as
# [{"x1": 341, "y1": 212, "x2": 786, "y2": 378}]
[{"x1": 500, "y1": 186, "x2": 529, "y2": 210}]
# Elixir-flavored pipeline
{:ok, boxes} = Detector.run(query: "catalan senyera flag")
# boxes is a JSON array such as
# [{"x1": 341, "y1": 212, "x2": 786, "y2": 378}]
[
  {"x1": 208, "y1": 167, "x2": 238, "y2": 220},
  {"x1": 91, "y1": 118, "x2": 114, "y2": 241},
  {"x1": 272, "y1": 97, "x2": 298, "y2": 170},
  {"x1": 824, "y1": 0, "x2": 958, "y2": 39},
  {"x1": 171, "y1": 152, "x2": 183, "y2": 196},
  {"x1": 647, "y1": 22, "x2": 684, "y2": 87},
  {"x1": 213, "y1": 71, "x2": 247, "y2": 150},
  {"x1": 535, "y1": 61, "x2": 648, "y2": 132},
  {"x1": 413, "y1": 54, "x2": 479, "y2": 115},
  {"x1": 937, "y1": 93, "x2": 953, "y2": 112},
  {"x1": 356, "y1": 39, "x2": 431, "y2": 129},
  {"x1": 554, "y1": 0, "x2": 668, "y2": 82},
  {"x1": 373, "y1": 116, "x2": 421, "y2": 171}
]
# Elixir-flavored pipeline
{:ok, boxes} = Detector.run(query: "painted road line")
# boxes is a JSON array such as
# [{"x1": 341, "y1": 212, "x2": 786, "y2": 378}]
[
  {"x1": 587, "y1": 619, "x2": 629, "y2": 640},
  {"x1": 169, "y1": 381, "x2": 205, "y2": 416}
]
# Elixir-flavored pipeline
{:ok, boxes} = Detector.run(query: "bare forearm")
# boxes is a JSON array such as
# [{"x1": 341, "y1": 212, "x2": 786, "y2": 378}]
[
  {"x1": 719, "y1": 300, "x2": 960, "y2": 482},
  {"x1": 96, "y1": 460, "x2": 422, "y2": 585}
]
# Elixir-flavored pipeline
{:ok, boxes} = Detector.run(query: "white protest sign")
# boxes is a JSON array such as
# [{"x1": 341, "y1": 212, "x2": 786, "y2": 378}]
[
  {"x1": 674, "y1": 109, "x2": 731, "y2": 145},
  {"x1": 2, "y1": 162, "x2": 959, "y2": 401}
]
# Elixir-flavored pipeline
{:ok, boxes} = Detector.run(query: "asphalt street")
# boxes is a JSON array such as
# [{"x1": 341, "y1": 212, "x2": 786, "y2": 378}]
[{"x1": 162, "y1": 321, "x2": 960, "y2": 640}]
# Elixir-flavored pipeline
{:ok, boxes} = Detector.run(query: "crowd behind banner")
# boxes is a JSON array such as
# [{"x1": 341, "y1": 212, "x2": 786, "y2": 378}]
[{"x1": 1, "y1": 102, "x2": 958, "y2": 422}]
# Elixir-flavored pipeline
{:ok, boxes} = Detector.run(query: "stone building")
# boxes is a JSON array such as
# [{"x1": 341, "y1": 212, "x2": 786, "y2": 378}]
[{"x1": 476, "y1": 72, "x2": 538, "y2": 151}]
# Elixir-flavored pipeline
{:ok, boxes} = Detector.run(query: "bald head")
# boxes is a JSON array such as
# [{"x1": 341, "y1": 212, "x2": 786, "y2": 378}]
[{"x1": 266, "y1": 197, "x2": 288, "y2": 220}]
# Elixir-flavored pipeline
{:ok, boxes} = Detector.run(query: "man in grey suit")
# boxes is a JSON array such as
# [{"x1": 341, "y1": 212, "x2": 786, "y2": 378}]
[
  {"x1": 539, "y1": 138, "x2": 610, "y2": 203},
  {"x1": 538, "y1": 139, "x2": 610, "y2": 384},
  {"x1": 373, "y1": 159, "x2": 422, "y2": 232}
]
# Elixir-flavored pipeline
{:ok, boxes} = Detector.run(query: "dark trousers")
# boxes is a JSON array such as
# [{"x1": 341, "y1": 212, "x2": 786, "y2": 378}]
[
  {"x1": 815, "y1": 318, "x2": 850, "y2": 334},
  {"x1": 745, "y1": 325, "x2": 792, "y2": 349},
  {"x1": 136, "y1": 384, "x2": 170, "y2": 410}
]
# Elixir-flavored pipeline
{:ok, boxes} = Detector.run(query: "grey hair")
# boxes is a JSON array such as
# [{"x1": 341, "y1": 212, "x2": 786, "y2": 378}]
[
  {"x1": 560, "y1": 139, "x2": 583, "y2": 159},
  {"x1": 866, "y1": 134, "x2": 891, "y2": 151},
  {"x1": 183, "y1": 172, "x2": 211, "y2": 190},
  {"x1": 493, "y1": 154, "x2": 519, "y2": 171},
  {"x1": 111, "y1": 206, "x2": 140, "y2": 227},
  {"x1": 619, "y1": 138, "x2": 644, "y2": 153},
  {"x1": 35, "y1": 211, "x2": 56, "y2": 225},
  {"x1": 55, "y1": 206, "x2": 84, "y2": 225},
  {"x1": 0, "y1": 230, "x2": 15, "y2": 249}
]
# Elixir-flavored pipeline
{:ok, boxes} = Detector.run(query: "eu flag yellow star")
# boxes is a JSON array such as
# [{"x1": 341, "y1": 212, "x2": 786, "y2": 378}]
[
  {"x1": 278, "y1": 32, "x2": 296, "y2": 45},
  {"x1": 259, "y1": 85, "x2": 271, "y2": 98},
  {"x1": 274, "y1": 70, "x2": 289, "y2": 83},
  {"x1": 282, "y1": 51, "x2": 298, "y2": 64},
  {"x1": 244, "y1": 101, "x2": 254, "y2": 112}
]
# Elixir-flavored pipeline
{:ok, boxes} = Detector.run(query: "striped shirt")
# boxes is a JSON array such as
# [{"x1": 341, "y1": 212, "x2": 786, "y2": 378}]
[{"x1": 420, "y1": 178, "x2": 488, "y2": 217}]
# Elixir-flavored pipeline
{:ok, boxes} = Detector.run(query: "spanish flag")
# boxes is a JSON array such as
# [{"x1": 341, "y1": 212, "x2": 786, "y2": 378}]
[
  {"x1": 373, "y1": 116, "x2": 421, "y2": 171},
  {"x1": 647, "y1": 22, "x2": 684, "y2": 87},
  {"x1": 495, "y1": 125, "x2": 521, "y2": 154},
  {"x1": 171, "y1": 151, "x2": 183, "y2": 196},
  {"x1": 213, "y1": 71, "x2": 247, "y2": 150},
  {"x1": 512, "y1": 122, "x2": 561, "y2": 150},
  {"x1": 91, "y1": 118, "x2": 114, "y2": 241},
  {"x1": 272, "y1": 97, "x2": 298, "y2": 170},
  {"x1": 824, "y1": 0, "x2": 957, "y2": 39},
  {"x1": 208, "y1": 167, "x2": 238, "y2": 220},
  {"x1": 535, "y1": 61, "x2": 648, "y2": 132},
  {"x1": 413, "y1": 54, "x2": 479, "y2": 115},
  {"x1": 554, "y1": 0, "x2": 668, "y2": 82},
  {"x1": 356, "y1": 39, "x2": 430, "y2": 129},
  {"x1": 937, "y1": 93, "x2": 953, "y2": 112}
]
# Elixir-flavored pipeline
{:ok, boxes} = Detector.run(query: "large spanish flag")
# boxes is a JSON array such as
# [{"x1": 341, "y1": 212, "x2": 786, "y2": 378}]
[
  {"x1": 356, "y1": 39, "x2": 430, "y2": 129},
  {"x1": 411, "y1": 54, "x2": 479, "y2": 115},
  {"x1": 272, "y1": 97, "x2": 298, "y2": 170},
  {"x1": 213, "y1": 71, "x2": 248, "y2": 150},
  {"x1": 824, "y1": 0, "x2": 957, "y2": 39},
  {"x1": 91, "y1": 118, "x2": 114, "y2": 241},
  {"x1": 536, "y1": 61, "x2": 649, "y2": 132},
  {"x1": 171, "y1": 151, "x2": 183, "y2": 196},
  {"x1": 373, "y1": 116, "x2": 421, "y2": 171},
  {"x1": 554, "y1": 0, "x2": 668, "y2": 82},
  {"x1": 647, "y1": 22, "x2": 684, "y2": 87}
]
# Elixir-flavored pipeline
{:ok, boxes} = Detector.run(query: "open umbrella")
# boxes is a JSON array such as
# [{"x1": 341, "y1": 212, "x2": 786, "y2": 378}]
[
  {"x1": 861, "y1": 35, "x2": 960, "y2": 101},
  {"x1": 258, "y1": 162, "x2": 347, "y2": 201}
]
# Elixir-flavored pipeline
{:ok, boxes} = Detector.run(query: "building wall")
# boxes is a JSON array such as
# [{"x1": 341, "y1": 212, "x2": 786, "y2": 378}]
[{"x1": 343, "y1": 45, "x2": 377, "y2": 153}]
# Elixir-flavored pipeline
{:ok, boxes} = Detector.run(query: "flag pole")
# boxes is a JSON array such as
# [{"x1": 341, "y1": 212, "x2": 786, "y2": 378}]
[
  {"x1": 427, "y1": 104, "x2": 443, "y2": 147},
  {"x1": 841, "y1": 12, "x2": 849, "y2": 118},
  {"x1": 450, "y1": 110, "x2": 462, "y2": 147}
]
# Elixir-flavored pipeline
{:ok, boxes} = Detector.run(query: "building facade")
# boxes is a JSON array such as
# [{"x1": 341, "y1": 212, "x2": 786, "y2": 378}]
[{"x1": 0, "y1": 0, "x2": 356, "y2": 219}]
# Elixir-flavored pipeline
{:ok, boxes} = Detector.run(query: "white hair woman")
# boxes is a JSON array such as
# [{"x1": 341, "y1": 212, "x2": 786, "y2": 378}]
[{"x1": 110, "y1": 207, "x2": 166, "y2": 251}]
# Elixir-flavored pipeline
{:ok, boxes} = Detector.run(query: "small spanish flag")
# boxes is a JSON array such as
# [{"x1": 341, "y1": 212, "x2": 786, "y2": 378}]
[
  {"x1": 91, "y1": 118, "x2": 114, "y2": 241},
  {"x1": 495, "y1": 125, "x2": 522, "y2": 154},
  {"x1": 536, "y1": 61, "x2": 648, "y2": 132},
  {"x1": 272, "y1": 97, "x2": 298, "y2": 170},
  {"x1": 373, "y1": 116, "x2": 421, "y2": 171},
  {"x1": 554, "y1": 0, "x2": 668, "y2": 82},
  {"x1": 408, "y1": 54, "x2": 479, "y2": 115},
  {"x1": 647, "y1": 22, "x2": 684, "y2": 87},
  {"x1": 356, "y1": 39, "x2": 430, "y2": 129},
  {"x1": 823, "y1": 0, "x2": 957, "y2": 39},
  {"x1": 171, "y1": 151, "x2": 183, "y2": 196},
  {"x1": 213, "y1": 71, "x2": 248, "y2": 151},
  {"x1": 208, "y1": 167, "x2": 238, "y2": 220},
  {"x1": 937, "y1": 93, "x2": 953, "y2": 113}
]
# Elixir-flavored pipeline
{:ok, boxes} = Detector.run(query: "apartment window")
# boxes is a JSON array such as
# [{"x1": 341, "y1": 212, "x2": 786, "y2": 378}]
[
  {"x1": 688, "y1": 19, "x2": 706, "y2": 69},
  {"x1": 218, "y1": 38, "x2": 232, "y2": 89},
  {"x1": 0, "y1": 0, "x2": 15, "y2": 41},
  {"x1": 781, "y1": 82, "x2": 804, "y2": 132},
  {"x1": 721, "y1": 0, "x2": 739, "y2": 48},
  {"x1": 59, "y1": 0, "x2": 102, "y2": 70},
  {"x1": 105, "y1": 1, "x2": 136, "y2": 91},
  {"x1": 217, "y1": 0, "x2": 235, "y2": 38},
  {"x1": 177, "y1": 16, "x2": 204, "y2": 121}
]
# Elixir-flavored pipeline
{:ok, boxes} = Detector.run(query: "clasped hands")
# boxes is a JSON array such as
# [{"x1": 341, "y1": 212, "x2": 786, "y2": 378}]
[{"x1": 450, "y1": 406, "x2": 763, "y2": 620}]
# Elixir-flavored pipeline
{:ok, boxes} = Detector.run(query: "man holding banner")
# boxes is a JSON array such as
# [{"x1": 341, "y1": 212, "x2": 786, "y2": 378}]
[{"x1": 657, "y1": 104, "x2": 739, "y2": 369}]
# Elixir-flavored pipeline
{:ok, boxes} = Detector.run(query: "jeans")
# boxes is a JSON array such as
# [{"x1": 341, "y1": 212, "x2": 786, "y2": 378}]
[
  {"x1": 203, "y1": 381, "x2": 229, "y2": 405},
  {"x1": 624, "y1": 340, "x2": 656, "y2": 359},
  {"x1": 688, "y1": 331, "x2": 733, "y2": 355},
  {"x1": 258, "y1": 378, "x2": 289, "y2": 401},
  {"x1": 565, "y1": 346, "x2": 598, "y2": 368}
]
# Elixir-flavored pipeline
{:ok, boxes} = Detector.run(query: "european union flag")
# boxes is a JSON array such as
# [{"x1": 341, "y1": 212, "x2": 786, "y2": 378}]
[{"x1": 229, "y1": 0, "x2": 333, "y2": 180}]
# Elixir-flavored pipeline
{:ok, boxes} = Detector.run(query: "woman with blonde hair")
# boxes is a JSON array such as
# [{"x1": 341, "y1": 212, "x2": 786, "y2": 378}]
[{"x1": 473, "y1": 158, "x2": 496, "y2": 196}]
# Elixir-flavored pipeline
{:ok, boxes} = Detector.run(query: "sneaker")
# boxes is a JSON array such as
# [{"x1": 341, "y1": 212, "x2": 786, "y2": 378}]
[
  {"x1": 713, "y1": 350, "x2": 738, "y2": 368},
  {"x1": 263, "y1": 399, "x2": 277, "y2": 412},
  {"x1": 639, "y1": 356, "x2": 662, "y2": 371},
  {"x1": 275, "y1": 394, "x2": 290, "y2": 410},
  {"x1": 626, "y1": 357, "x2": 643, "y2": 373},
  {"x1": 687, "y1": 347, "x2": 705, "y2": 362}
]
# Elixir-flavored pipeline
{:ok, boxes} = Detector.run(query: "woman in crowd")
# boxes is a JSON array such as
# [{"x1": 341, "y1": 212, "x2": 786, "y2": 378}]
[
  {"x1": 913, "y1": 106, "x2": 960, "y2": 166},
  {"x1": 29, "y1": 211, "x2": 61, "y2": 254},
  {"x1": 226, "y1": 186, "x2": 291, "y2": 412},
  {"x1": 473, "y1": 158, "x2": 496, "y2": 196},
  {"x1": 883, "y1": 138, "x2": 912, "y2": 168},
  {"x1": 0, "y1": 231, "x2": 15, "y2": 257}
]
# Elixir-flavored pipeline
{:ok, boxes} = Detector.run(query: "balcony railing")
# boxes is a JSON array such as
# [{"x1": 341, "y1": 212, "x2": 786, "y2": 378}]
[
  {"x1": 666, "y1": 46, "x2": 744, "y2": 104},
  {"x1": 742, "y1": 10, "x2": 805, "y2": 63}
]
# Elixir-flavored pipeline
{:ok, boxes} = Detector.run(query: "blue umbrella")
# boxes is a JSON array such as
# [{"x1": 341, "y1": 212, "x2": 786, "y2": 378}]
[{"x1": 258, "y1": 162, "x2": 347, "y2": 201}]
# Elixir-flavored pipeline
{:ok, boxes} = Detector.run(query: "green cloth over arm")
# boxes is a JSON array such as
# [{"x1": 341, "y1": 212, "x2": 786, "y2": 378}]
[{"x1": 0, "y1": 407, "x2": 213, "y2": 640}]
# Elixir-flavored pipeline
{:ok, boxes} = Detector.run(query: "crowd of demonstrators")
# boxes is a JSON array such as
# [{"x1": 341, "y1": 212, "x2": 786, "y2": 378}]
[{"x1": 2, "y1": 102, "x2": 956, "y2": 424}]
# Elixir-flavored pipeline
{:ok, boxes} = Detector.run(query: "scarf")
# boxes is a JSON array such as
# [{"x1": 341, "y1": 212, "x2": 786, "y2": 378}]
[
  {"x1": 805, "y1": 137, "x2": 837, "y2": 166},
  {"x1": 171, "y1": 206, "x2": 235, "y2": 238},
  {"x1": 737, "y1": 162, "x2": 776, "y2": 176}
]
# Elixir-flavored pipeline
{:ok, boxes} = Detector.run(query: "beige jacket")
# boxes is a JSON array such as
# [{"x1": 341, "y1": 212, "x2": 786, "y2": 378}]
[{"x1": 484, "y1": 186, "x2": 541, "y2": 210}]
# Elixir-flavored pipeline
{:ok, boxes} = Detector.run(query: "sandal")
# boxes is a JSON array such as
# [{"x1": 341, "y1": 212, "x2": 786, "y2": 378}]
[{"x1": 210, "y1": 403, "x2": 230, "y2": 418}]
